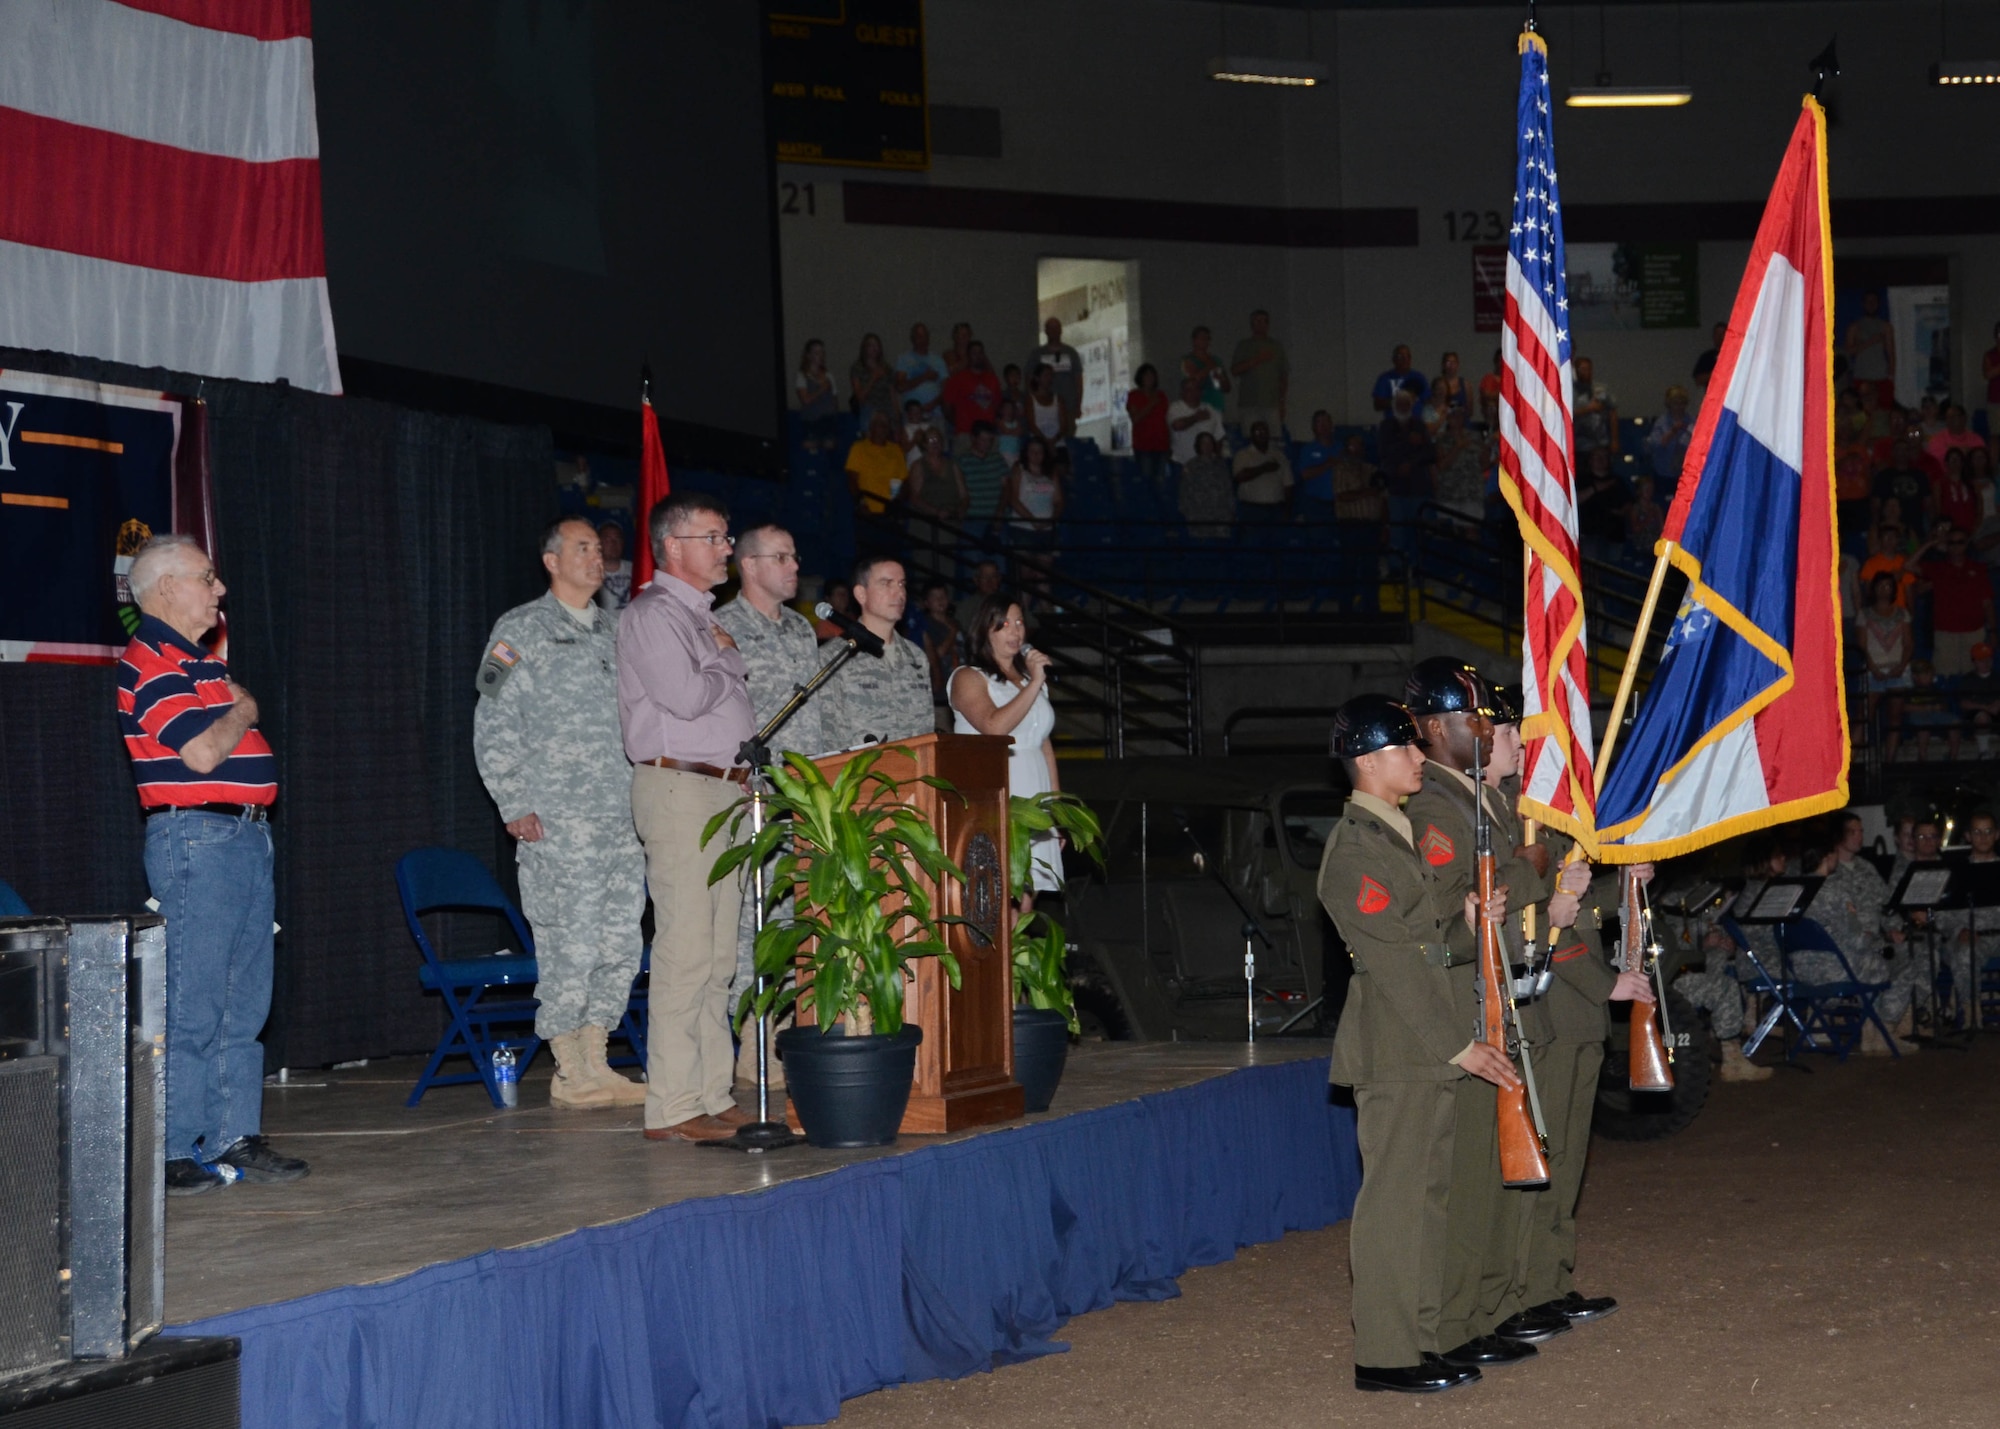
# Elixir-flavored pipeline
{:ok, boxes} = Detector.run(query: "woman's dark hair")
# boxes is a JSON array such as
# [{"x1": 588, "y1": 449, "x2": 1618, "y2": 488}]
[
  {"x1": 1135, "y1": 362, "x2": 1158, "y2": 387},
  {"x1": 1019, "y1": 433, "x2": 1051, "y2": 472},
  {"x1": 966, "y1": 590, "x2": 1027, "y2": 682},
  {"x1": 1869, "y1": 572, "x2": 1899, "y2": 601},
  {"x1": 799, "y1": 338, "x2": 824, "y2": 373},
  {"x1": 858, "y1": 332, "x2": 883, "y2": 364}
]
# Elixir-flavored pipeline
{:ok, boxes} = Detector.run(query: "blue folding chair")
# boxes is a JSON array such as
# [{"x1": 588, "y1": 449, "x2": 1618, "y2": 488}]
[
  {"x1": 1776, "y1": 917, "x2": 1899, "y2": 1062},
  {"x1": 1720, "y1": 914, "x2": 1815, "y2": 1058},
  {"x1": 397, "y1": 848, "x2": 542, "y2": 1107},
  {"x1": 0, "y1": 878, "x2": 29, "y2": 917}
]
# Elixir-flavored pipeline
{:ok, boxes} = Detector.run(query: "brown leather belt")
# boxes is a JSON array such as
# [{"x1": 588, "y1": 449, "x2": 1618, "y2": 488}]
[
  {"x1": 642, "y1": 757, "x2": 749, "y2": 785},
  {"x1": 145, "y1": 802, "x2": 270, "y2": 821}
]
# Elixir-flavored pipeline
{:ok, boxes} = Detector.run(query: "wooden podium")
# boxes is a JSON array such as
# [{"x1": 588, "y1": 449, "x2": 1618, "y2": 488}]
[{"x1": 790, "y1": 733, "x2": 1024, "y2": 1134}]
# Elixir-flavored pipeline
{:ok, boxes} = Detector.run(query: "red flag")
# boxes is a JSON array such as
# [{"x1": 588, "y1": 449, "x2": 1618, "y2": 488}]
[{"x1": 633, "y1": 391, "x2": 672, "y2": 590}]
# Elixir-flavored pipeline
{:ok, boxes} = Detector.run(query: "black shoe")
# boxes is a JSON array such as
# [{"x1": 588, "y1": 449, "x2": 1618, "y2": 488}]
[
  {"x1": 1440, "y1": 1335, "x2": 1538, "y2": 1368},
  {"x1": 1354, "y1": 1354, "x2": 1481, "y2": 1393},
  {"x1": 212, "y1": 1135, "x2": 309, "y2": 1184},
  {"x1": 1495, "y1": 1307, "x2": 1573, "y2": 1342},
  {"x1": 1532, "y1": 1290, "x2": 1619, "y2": 1322},
  {"x1": 166, "y1": 1157, "x2": 226, "y2": 1197}
]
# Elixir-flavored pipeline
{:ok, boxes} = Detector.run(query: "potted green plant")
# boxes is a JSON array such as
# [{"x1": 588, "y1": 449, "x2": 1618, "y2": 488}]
[
  {"x1": 1007, "y1": 791, "x2": 1104, "y2": 1112},
  {"x1": 706, "y1": 749, "x2": 963, "y2": 1147}
]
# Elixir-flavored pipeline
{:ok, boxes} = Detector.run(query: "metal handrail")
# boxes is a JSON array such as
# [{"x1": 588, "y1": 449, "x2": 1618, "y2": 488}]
[{"x1": 853, "y1": 495, "x2": 1204, "y2": 754}]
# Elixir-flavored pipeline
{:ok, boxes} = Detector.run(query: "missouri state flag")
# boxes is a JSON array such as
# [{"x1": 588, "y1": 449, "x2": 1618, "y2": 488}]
[{"x1": 1595, "y1": 97, "x2": 1846, "y2": 861}]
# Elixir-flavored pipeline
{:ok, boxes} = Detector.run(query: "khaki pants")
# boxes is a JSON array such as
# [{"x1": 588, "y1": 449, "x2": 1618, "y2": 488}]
[
  {"x1": 632, "y1": 765, "x2": 746, "y2": 1128},
  {"x1": 1350, "y1": 1079, "x2": 1458, "y2": 1368}
]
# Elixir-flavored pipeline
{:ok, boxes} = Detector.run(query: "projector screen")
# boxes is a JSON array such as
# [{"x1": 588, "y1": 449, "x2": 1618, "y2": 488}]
[{"x1": 312, "y1": 1, "x2": 781, "y2": 443}]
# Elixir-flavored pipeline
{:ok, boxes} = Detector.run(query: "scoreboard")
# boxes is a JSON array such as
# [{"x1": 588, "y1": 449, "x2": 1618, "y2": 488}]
[{"x1": 765, "y1": 1, "x2": 927, "y2": 171}]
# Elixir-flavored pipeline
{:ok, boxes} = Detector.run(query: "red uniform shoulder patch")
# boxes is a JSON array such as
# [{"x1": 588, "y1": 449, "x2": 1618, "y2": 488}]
[
  {"x1": 1419, "y1": 824, "x2": 1455, "y2": 866},
  {"x1": 1356, "y1": 876, "x2": 1391, "y2": 914}
]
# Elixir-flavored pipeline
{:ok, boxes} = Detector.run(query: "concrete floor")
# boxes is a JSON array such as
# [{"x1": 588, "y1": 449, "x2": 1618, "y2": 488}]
[
  {"x1": 164, "y1": 1038, "x2": 1326, "y2": 1325},
  {"x1": 834, "y1": 1040, "x2": 2000, "y2": 1428}
]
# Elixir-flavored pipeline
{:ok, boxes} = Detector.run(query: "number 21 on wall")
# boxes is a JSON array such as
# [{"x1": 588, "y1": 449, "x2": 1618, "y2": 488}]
[
  {"x1": 1443, "y1": 210, "x2": 1505, "y2": 242},
  {"x1": 780, "y1": 181, "x2": 818, "y2": 216}
]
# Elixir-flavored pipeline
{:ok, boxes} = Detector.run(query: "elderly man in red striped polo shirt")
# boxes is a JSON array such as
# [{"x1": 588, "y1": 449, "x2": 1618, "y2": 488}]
[{"x1": 118, "y1": 535, "x2": 308, "y2": 1197}]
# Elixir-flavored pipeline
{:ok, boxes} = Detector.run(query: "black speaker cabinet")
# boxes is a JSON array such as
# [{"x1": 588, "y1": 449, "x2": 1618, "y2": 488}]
[
  {"x1": 0, "y1": 917, "x2": 166, "y2": 1380},
  {"x1": 0, "y1": 1335, "x2": 237, "y2": 1427}
]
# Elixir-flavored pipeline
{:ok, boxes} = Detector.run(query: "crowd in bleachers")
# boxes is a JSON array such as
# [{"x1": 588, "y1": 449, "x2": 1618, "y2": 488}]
[{"x1": 1839, "y1": 318, "x2": 2000, "y2": 761}]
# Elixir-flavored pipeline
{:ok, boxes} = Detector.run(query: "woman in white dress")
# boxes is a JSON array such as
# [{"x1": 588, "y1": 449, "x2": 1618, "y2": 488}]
[{"x1": 948, "y1": 591, "x2": 1061, "y2": 908}]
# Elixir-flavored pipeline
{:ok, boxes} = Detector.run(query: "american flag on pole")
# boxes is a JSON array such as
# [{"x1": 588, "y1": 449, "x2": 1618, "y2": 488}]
[
  {"x1": 1498, "y1": 29, "x2": 1597, "y2": 852},
  {"x1": 0, "y1": 0, "x2": 340, "y2": 394}
]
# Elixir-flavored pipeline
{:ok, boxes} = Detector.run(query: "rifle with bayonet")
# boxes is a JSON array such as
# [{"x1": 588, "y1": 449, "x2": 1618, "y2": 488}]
[{"x1": 1472, "y1": 743, "x2": 1550, "y2": 1189}]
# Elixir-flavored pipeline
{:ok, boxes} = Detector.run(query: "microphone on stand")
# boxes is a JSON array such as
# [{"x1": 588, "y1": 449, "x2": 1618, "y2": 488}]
[
  {"x1": 814, "y1": 602, "x2": 886, "y2": 657},
  {"x1": 1022, "y1": 642, "x2": 1055, "y2": 685}
]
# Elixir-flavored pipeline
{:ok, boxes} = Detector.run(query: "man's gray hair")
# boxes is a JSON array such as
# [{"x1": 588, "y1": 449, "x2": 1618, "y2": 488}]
[
  {"x1": 540, "y1": 515, "x2": 592, "y2": 558},
  {"x1": 128, "y1": 534, "x2": 205, "y2": 605},
  {"x1": 647, "y1": 491, "x2": 730, "y2": 564}
]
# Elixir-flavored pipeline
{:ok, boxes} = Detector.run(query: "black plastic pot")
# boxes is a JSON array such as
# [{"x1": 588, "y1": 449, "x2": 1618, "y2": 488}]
[
  {"x1": 1012, "y1": 1006, "x2": 1070, "y2": 1113},
  {"x1": 776, "y1": 1024, "x2": 922, "y2": 1147}
]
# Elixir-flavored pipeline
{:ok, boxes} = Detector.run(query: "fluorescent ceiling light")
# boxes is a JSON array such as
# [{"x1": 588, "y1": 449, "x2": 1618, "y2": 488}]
[
  {"x1": 1931, "y1": 61, "x2": 2000, "y2": 85},
  {"x1": 1565, "y1": 85, "x2": 1694, "y2": 108},
  {"x1": 1207, "y1": 56, "x2": 1326, "y2": 87}
]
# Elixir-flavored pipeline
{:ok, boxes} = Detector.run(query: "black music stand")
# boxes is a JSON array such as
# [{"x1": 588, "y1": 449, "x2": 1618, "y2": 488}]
[
  {"x1": 1892, "y1": 860, "x2": 1966, "y2": 1049},
  {"x1": 1732, "y1": 876, "x2": 1824, "y2": 1063}
]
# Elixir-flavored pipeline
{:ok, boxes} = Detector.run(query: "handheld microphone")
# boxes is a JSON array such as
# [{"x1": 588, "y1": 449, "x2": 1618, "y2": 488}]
[
  {"x1": 814, "y1": 602, "x2": 886, "y2": 657},
  {"x1": 1022, "y1": 642, "x2": 1055, "y2": 686}
]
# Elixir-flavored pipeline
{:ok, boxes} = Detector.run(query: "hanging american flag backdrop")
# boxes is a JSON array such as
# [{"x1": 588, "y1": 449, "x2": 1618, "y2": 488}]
[
  {"x1": 1497, "y1": 29, "x2": 1597, "y2": 852},
  {"x1": 0, "y1": 0, "x2": 340, "y2": 394}
]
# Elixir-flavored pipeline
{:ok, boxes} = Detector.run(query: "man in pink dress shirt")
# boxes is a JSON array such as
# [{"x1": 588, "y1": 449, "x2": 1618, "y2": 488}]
[{"x1": 617, "y1": 491, "x2": 758, "y2": 1143}]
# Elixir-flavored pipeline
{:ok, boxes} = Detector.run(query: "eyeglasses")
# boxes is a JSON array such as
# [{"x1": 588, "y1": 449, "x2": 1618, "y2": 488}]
[
  {"x1": 742, "y1": 551, "x2": 798, "y2": 565},
  {"x1": 670, "y1": 531, "x2": 735, "y2": 549},
  {"x1": 171, "y1": 568, "x2": 219, "y2": 588}
]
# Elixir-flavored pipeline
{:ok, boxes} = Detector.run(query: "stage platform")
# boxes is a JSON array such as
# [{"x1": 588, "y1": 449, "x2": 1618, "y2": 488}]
[{"x1": 168, "y1": 1039, "x2": 1359, "y2": 1428}]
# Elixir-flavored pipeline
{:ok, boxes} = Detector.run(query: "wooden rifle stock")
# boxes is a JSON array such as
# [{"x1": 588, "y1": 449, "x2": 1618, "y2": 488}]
[
  {"x1": 1623, "y1": 870, "x2": 1675, "y2": 1092},
  {"x1": 1474, "y1": 776, "x2": 1550, "y2": 1189}
]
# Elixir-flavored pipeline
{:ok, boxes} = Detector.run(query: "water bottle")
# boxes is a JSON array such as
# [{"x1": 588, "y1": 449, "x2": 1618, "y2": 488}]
[{"x1": 491, "y1": 1045, "x2": 519, "y2": 1108}]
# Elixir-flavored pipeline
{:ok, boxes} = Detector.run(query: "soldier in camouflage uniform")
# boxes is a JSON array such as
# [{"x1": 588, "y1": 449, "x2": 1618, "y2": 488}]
[
  {"x1": 1665, "y1": 843, "x2": 1774, "y2": 1081},
  {"x1": 473, "y1": 518, "x2": 647, "y2": 1109},
  {"x1": 818, "y1": 556, "x2": 934, "y2": 750},
  {"x1": 713, "y1": 524, "x2": 822, "y2": 1086},
  {"x1": 1809, "y1": 829, "x2": 1924, "y2": 1053},
  {"x1": 1674, "y1": 919, "x2": 1770, "y2": 1077}
]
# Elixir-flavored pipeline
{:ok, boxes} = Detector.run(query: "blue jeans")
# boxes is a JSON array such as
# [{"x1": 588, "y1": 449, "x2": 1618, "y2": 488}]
[{"x1": 144, "y1": 809, "x2": 275, "y2": 1162}]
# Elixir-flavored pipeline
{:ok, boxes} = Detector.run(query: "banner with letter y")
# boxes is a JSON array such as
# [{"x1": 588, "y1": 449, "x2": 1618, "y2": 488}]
[{"x1": 1594, "y1": 98, "x2": 1846, "y2": 861}]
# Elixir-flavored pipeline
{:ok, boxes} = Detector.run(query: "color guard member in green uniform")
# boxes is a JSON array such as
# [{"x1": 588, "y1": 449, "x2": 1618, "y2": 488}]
[
  {"x1": 1400, "y1": 658, "x2": 1556, "y2": 1368},
  {"x1": 1318, "y1": 694, "x2": 1516, "y2": 1394},
  {"x1": 1491, "y1": 678, "x2": 1655, "y2": 1327}
]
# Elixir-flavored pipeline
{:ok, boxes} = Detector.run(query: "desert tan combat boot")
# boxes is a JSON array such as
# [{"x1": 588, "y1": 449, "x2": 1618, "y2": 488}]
[
  {"x1": 1717, "y1": 1039, "x2": 1772, "y2": 1082},
  {"x1": 578, "y1": 1023, "x2": 647, "y2": 1105},
  {"x1": 548, "y1": 1029, "x2": 619, "y2": 1109}
]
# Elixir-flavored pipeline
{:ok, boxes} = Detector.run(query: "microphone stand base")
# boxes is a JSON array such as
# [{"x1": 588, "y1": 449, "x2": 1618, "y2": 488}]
[{"x1": 699, "y1": 1120, "x2": 803, "y2": 1154}]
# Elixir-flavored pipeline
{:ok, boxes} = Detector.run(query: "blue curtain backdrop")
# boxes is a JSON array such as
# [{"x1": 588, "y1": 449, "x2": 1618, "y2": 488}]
[{"x1": 175, "y1": 1057, "x2": 1361, "y2": 1429}]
